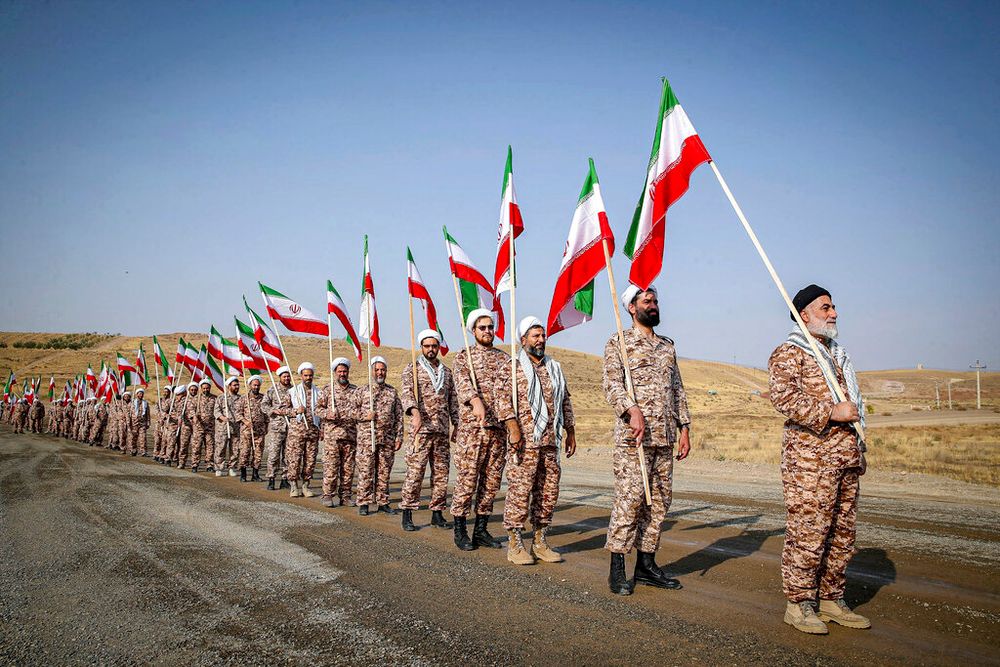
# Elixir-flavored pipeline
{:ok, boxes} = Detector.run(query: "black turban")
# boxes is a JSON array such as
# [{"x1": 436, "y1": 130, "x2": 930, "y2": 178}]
[{"x1": 791, "y1": 284, "x2": 831, "y2": 321}]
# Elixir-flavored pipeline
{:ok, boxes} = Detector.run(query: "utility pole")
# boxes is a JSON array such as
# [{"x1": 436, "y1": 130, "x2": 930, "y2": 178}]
[
  {"x1": 970, "y1": 360, "x2": 987, "y2": 410},
  {"x1": 935, "y1": 383, "x2": 940, "y2": 409}
]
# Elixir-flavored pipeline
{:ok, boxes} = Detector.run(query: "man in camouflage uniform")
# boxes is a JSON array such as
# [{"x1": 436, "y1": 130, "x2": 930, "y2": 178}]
[
  {"x1": 29, "y1": 397, "x2": 44, "y2": 433},
  {"x1": 190, "y1": 379, "x2": 215, "y2": 472},
  {"x1": 129, "y1": 387, "x2": 151, "y2": 456},
  {"x1": 213, "y1": 376, "x2": 241, "y2": 477},
  {"x1": 89, "y1": 398, "x2": 107, "y2": 446},
  {"x1": 603, "y1": 285, "x2": 690, "y2": 595},
  {"x1": 12, "y1": 398, "x2": 28, "y2": 434},
  {"x1": 450, "y1": 309, "x2": 522, "y2": 551},
  {"x1": 77, "y1": 397, "x2": 93, "y2": 442},
  {"x1": 153, "y1": 386, "x2": 171, "y2": 461},
  {"x1": 399, "y1": 330, "x2": 458, "y2": 531},
  {"x1": 236, "y1": 375, "x2": 267, "y2": 482},
  {"x1": 270, "y1": 362, "x2": 321, "y2": 498},
  {"x1": 164, "y1": 386, "x2": 186, "y2": 465},
  {"x1": 353, "y1": 356, "x2": 404, "y2": 516},
  {"x1": 769, "y1": 284, "x2": 871, "y2": 634},
  {"x1": 317, "y1": 359, "x2": 361, "y2": 507},
  {"x1": 261, "y1": 367, "x2": 292, "y2": 491},
  {"x1": 175, "y1": 383, "x2": 200, "y2": 469},
  {"x1": 63, "y1": 400, "x2": 75, "y2": 439},
  {"x1": 120, "y1": 391, "x2": 136, "y2": 455},
  {"x1": 503, "y1": 317, "x2": 576, "y2": 566}
]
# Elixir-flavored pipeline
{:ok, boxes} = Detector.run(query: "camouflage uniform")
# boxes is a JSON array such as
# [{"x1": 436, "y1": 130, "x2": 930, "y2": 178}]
[
  {"x1": 177, "y1": 395, "x2": 199, "y2": 468},
  {"x1": 164, "y1": 395, "x2": 185, "y2": 463},
  {"x1": 64, "y1": 403, "x2": 75, "y2": 438},
  {"x1": 261, "y1": 384, "x2": 290, "y2": 482},
  {"x1": 450, "y1": 345, "x2": 514, "y2": 518},
  {"x1": 317, "y1": 382, "x2": 361, "y2": 504},
  {"x1": 120, "y1": 401, "x2": 136, "y2": 454},
  {"x1": 353, "y1": 383, "x2": 404, "y2": 507},
  {"x1": 503, "y1": 356, "x2": 575, "y2": 530},
  {"x1": 399, "y1": 361, "x2": 458, "y2": 512},
  {"x1": 236, "y1": 389, "x2": 267, "y2": 469},
  {"x1": 107, "y1": 402, "x2": 121, "y2": 448},
  {"x1": 12, "y1": 401, "x2": 28, "y2": 434},
  {"x1": 271, "y1": 385, "x2": 320, "y2": 484},
  {"x1": 130, "y1": 397, "x2": 151, "y2": 455},
  {"x1": 29, "y1": 401, "x2": 44, "y2": 433},
  {"x1": 603, "y1": 328, "x2": 690, "y2": 554},
  {"x1": 190, "y1": 390, "x2": 215, "y2": 468},
  {"x1": 78, "y1": 403, "x2": 94, "y2": 442},
  {"x1": 153, "y1": 395, "x2": 170, "y2": 458},
  {"x1": 769, "y1": 342, "x2": 863, "y2": 603},
  {"x1": 92, "y1": 402, "x2": 109, "y2": 445},
  {"x1": 213, "y1": 393, "x2": 241, "y2": 472}
]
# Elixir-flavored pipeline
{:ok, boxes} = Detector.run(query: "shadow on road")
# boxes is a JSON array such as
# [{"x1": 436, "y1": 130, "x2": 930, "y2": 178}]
[
  {"x1": 845, "y1": 547, "x2": 897, "y2": 608},
  {"x1": 665, "y1": 518, "x2": 785, "y2": 577}
]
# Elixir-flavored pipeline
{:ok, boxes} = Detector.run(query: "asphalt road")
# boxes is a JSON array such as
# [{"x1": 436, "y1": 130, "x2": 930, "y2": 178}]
[{"x1": 1, "y1": 430, "x2": 997, "y2": 666}]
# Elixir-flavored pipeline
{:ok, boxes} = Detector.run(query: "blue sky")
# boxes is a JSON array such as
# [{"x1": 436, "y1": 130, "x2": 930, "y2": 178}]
[{"x1": 1, "y1": 1, "x2": 997, "y2": 371}]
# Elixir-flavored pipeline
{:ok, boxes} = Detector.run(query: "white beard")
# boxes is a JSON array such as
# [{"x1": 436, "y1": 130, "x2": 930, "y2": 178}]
[{"x1": 808, "y1": 322, "x2": 839, "y2": 339}]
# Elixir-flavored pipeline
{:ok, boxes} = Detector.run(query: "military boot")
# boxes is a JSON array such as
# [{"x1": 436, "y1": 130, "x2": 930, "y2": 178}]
[
  {"x1": 378, "y1": 504, "x2": 398, "y2": 515},
  {"x1": 506, "y1": 529, "x2": 535, "y2": 566},
  {"x1": 472, "y1": 515, "x2": 503, "y2": 549},
  {"x1": 191, "y1": 465, "x2": 199, "y2": 474},
  {"x1": 785, "y1": 601, "x2": 829, "y2": 634},
  {"x1": 817, "y1": 599, "x2": 871, "y2": 629},
  {"x1": 301, "y1": 482, "x2": 316, "y2": 498},
  {"x1": 205, "y1": 465, "x2": 214, "y2": 473},
  {"x1": 266, "y1": 477, "x2": 275, "y2": 491},
  {"x1": 251, "y1": 468, "x2": 262, "y2": 482},
  {"x1": 608, "y1": 553, "x2": 634, "y2": 596},
  {"x1": 401, "y1": 509, "x2": 416, "y2": 531},
  {"x1": 290, "y1": 481, "x2": 303, "y2": 498},
  {"x1": 634, "y1": 551, "x2": 682, "y2": 589},
  {"x1": 279, "y1": 479, "x2": 290, "y2": 490},
  {"x1": 531, "y1": 526, "x2": 563, "y2": 563},
  {"x1": 215, "y1": 469, "x2": 225, "y2": 477},
  {"x1": 239, "y1": 467, "x2": 248, "y2": 482},
  {"x1": 453, "y1": 516, "x2": 476, "y2": 551},
  {"x1": 321, "y1": 495, "x2": 335, "y2": 508},
  {"x1": 228, "y1": 468, "x2": 238, "y2": 477},
  {"x1": 430, "y1": 510, "x2": 451, "y2": 529},
  {"x1": 358, "y1": 505, "x2": 370, "y2": 516}
]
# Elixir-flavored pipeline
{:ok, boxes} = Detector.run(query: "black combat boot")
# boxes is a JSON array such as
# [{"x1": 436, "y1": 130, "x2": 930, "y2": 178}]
[
  {"x1": 205, "y1": 465, "x2": 214, "y2": 474},
  {"x1": 453, "y1": 516, "x2": 476, "y2": 551},
  {"x1": 266, "y1": 477, "x2": 275, "y2": 491},
  {"x1": 634, "y1": 551, "x2": 682, "y2": 590},
  {"x1": 401, "y1": 509, "x2": 416, "y2": 531},
  {"x1": 251, "y1": 468, "x2": 261, "y2": 482},
  {"x1": 279, "y1": 479, "x2": 290, "y2": 490},
  {"x1": 378, "y1": 504, "x2": 399, "y2": 515},
  {"x1": 358, "y1": 505, "x2": 369, "y2": 516},
  {"x1": 239, "y1": 467, "x2": 248, "y2": 483},
  {"x1": 430, "y1": 510, "x2": 451, "y2": 529},
  {"x1": 609, "y1": 553, "x2": 634, "y2": 595},
  {"x1": 472, "y1": 514, "x2": 503, "y2": 549}
]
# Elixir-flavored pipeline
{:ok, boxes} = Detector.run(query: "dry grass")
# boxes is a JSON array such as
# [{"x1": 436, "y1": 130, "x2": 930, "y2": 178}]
[{"x1": 3, "y1": 331, "x2": 998, "y2": 486}]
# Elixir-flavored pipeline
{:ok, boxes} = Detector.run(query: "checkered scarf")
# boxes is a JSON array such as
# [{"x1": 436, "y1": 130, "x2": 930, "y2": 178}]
[{"x1": 786, "y1": 329, "x2": 865, "y2": 430}]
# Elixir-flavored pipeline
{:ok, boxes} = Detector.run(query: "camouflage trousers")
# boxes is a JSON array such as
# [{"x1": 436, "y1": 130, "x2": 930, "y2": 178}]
[
  {"x1": 78, "y1": 419, "x2": 91, "y2": 442},
  {"x1": 152, "y1": 419, "x2": 166, "y2": 457},
  {"x1": 126, "y1": 426, "x2": 148, "y2": 455},
  {"x1": 29, "y1": 417, "x2": 42, "y2": 433},
  {"x1": 239, "y1": 425, "x2": 266, "y2": 469},
  {"x1": 321, "y1": 436, "x2": 356, "y2": 503},
  {"x1": 400, "y1": 432, "x2": 450, "y2": 511},
  {"x1": 176, "y1": 422, "x2": 194, "y2": 468},
  {"x1": 265, "y1": 429, "x2": 287, "y2": 480},
  {"x1": 605, "y1": 445, "x2": 673, "y2": 554},
  {"x1": 781, "y1": 466, "x2": 860, "y2": 602},
  {"x1": 450, "y1": 427, "x2": 506, "y2": 518},
  {"x1": 285, "y1": 423, "x2": 319, "y2": 483},
  {"x1": 502, "y1": 445, "x2": 561, "y2": 530},
  {"x1": 88, "y1": 419, "x2": 106, "y2": 445},
  {"x1": 214, "y1": 423, "x2": 240, "y2": 471},
  {"x1": 355, "y1": 441, "x2": 396, "y2": 507}
]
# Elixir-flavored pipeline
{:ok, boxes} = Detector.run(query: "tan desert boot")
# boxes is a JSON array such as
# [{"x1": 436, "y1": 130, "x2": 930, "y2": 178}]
[
  {"x1": 817, "y1": 599, "x2": 871, "y2": 629},
  {"x1": 301, "y1": 482, "x2": 316, "y2": 498},
  {"x1": 290, "y1": 481, "x2": 304, "y2": 498},
  {"x1": 531, "y1": 526, "x2": 563, "y2": 563},
  {"x1": 784, "y1": 601, "x2": 828, "y2": 634},
  {"x1": 507, "y1": 529, "x2": 535, "y2": 565}
]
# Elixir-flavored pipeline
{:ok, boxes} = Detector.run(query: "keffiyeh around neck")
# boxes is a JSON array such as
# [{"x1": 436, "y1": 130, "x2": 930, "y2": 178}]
[
  {"x1": 517, "y1": 349, "x2": 568, "y2": 449},
  {"x1": 418, "y1": 356, "x2": 445, "y2": 394},
  {"x1": 786, "y1": 329, "x2": 865, "y2": 431}
]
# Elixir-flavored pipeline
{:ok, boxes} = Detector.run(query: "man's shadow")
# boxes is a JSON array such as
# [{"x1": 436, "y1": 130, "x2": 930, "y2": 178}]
[
  {"x1": 555, "y1": 505, "x2": 714, "y2": 554},
  {"x1": 664, "y1": 515, "x2": 784, "y2": 576},
  {"x1": 844, "y1": 548, "x2": 896, "y2": 607}
]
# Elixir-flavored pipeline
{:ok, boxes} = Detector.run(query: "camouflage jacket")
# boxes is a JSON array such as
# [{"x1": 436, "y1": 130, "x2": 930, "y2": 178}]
[
  {"x1": 400, "y1": 361, "x2": 459, "y2": 436},
  {"x1": 213, "y1": 393, "x2": 240, "y2": 428},
  {"x1": 353, "y1": 383, "x2": 404, "y2": 448},
  {"x1": 236, "y1": 391, "x2": 267, "y2": 431},
  {"x1": 196, "y1": 392, "x2": 216, "y2": 427},
  {"x1": 515, "y1": 356, "x2": 575, "y2": 449},
  {"x1": 768, "y1": 342, "x2": 862, "y2": 471},
  {"x1": 454, "y1": 345, "x2": 515, "y2": 430},
  {"x1": 317, "y1": 382, "x2": 362, "y2": 441},
  {"x1": 603, "y1": 327, "x2": 690, "y2": 448},
  {"x1": 261, "y1": 385, "x2": 290, "y2": 434}
]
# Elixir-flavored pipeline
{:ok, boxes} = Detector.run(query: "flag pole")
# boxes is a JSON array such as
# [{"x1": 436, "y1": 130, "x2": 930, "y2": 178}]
[
  {"x1": 708, "y1": 161, "x2": 866, "y2": 443},
  {"x1": 407, "y1": 292, "x2": 420, "y2": 404},
  {"x1": 258, "y1": 292, "x2": 294, "y2": 376},
  {"x1": 602, "y1": 239, "x2": 652, "y2": 506},
  {"x1": 366, "y1": 335, "x2": 375, "y2": 454},
  {"x1": 236, "y1": 319, "x2": 288, "y2": 429},
  {"x1": 151, "y1": 339, "x2": 161, "y2": 405},
  {"x1": 444, "y1": 230, "x2": 479, "y2": 391},
  {"x1": 508, "y1": 225, "x2": 518, "y2": 419},
  {"x1": 326, "y1": 309, "x2": 337, "y2": 413}
]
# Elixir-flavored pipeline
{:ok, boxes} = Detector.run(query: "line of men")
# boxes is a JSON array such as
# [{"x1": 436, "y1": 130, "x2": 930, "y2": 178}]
[{"x1": 2, "y1": 282, "x2": 871, "y2": 634}]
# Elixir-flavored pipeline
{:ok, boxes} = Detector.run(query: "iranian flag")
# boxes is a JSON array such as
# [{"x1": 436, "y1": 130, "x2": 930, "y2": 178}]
[
  {"x1": 205, "y1": 355, "x2": 225, "y2": 390},
  {"x1": 86, "y1": 365, "x2": 97, "y2": 391},
  {"x1": 24, "y1": 379, "x2": 34, "y2": 404},
  {"x1": 48, "y1": 376, "x2": 55, "y2": 400},
  {"x1": 407, "y1": 247, "x2": 449, "y2": 355},
  {"x1": 2, "y1": 372, "x2": 13, "y2": 401},
  {"x1": 191, "y1": 345, "x2": 208, "y2": 382},
  {"x1": 208, "y1": 326, "x2": 226, "y2": 362},
  {"x1": 175, "y1": 338, "x2": 187, "y2": 365},
  {"x1": 358, "y1": 235, "x2": 380, "y2": 347},
  {"x1": 494, "y1": 145, "x2": 525, "y2": 299},
  {"x1": 327, "y1": 280, "x2": 363, "y2": 361},
  {"x1": 547, "y1": 158, "x2": 616, "y2": 336},
  {"x1": 136, "y1": 343, "x2": 149, "y2": 386},
  {"x1": 244, "y1": 297, "x2": 284, "y2": 359},
  {"x1": 183, "y1": 342, "x2": 201, "y2": 374},
  {"x1": 220, "y1": 334, "x2": 246, "y2": 371},
  {"x1": 117, "y1": 352, "x2": 137, "y2": 387},
  {"x1": 153, "y1": 336, "x2": 173, "y2": 382},
  {"x1": 96, "y1": 363, "x2": 109, "y2": 397},
  {"x1": 235, "y1": 317, "x2": 282, "y2": 371},
  {"x1": 260, "y1": 282, "x2": 329, "y2": 336},
  {"x1": 443, "y1": 226, "x2": 504, "y2": 339},
  {"x1": 625, "y1": 78, "x2": 712, "y2": 289}
]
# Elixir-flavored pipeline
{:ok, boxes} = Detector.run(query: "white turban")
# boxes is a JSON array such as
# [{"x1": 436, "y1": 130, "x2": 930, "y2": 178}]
[
  {"x1": 135, "y1": 387, "x2": 145, "y2": 395},
  {"x1": 517, "y1": 316, "x2": 544, "y2": 339},
  {"x1": 122, "y1": 390, "x2": 132, "y2": 397},
  {"x1": 466, "y1": 308, "x2": 495, "y2": 332},
  {"x1": 187, "y1": 382, "x2": 199, "y2": 390},
  {"x1": 370, "y1": 355, "x2": 387, "y2": 368},
  {"x1": 297, "y1": 361, "x2": 314, "y2": 374},
  {"x1": 276, "y1": 366, "x2": 291, "y2": 376},
  {"x1": 174, "y1": 386, "x2": 187, "y2": 395},
  {"x1": 225, "y1": 376, "x2": 239, "y2": 387},
  {"x1": 621, "y1": 283, "x2": 657, "y2": 308},
  {"x1": 247, "y1": 375, "x2": 262, "y2": 385},
  {"x1": 417, "y1": 328, "x2": 440, "y2": 344},
  {"x1": 331, "y1": 357, "x2": 351, "y2": 370},
  {"x1": 199, "y1": 378, "x2": 211, "y2": 386}
]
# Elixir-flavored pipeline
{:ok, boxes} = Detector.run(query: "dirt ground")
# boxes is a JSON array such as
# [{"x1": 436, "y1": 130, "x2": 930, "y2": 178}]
[{"x1": 1, "y1": 429, "x2": 997, "y2": 666}]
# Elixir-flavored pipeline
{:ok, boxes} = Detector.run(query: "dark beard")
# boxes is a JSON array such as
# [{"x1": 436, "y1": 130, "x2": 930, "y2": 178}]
[
  {"x1": 526, "y1": 344, "x2": 545, "y2": 358},
  {"x1": 337, "y1": 378, "x2": 348, "y2": 386},
  {"x1": 635, "y1": 309, "x2": 660, "y2": 327}
]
